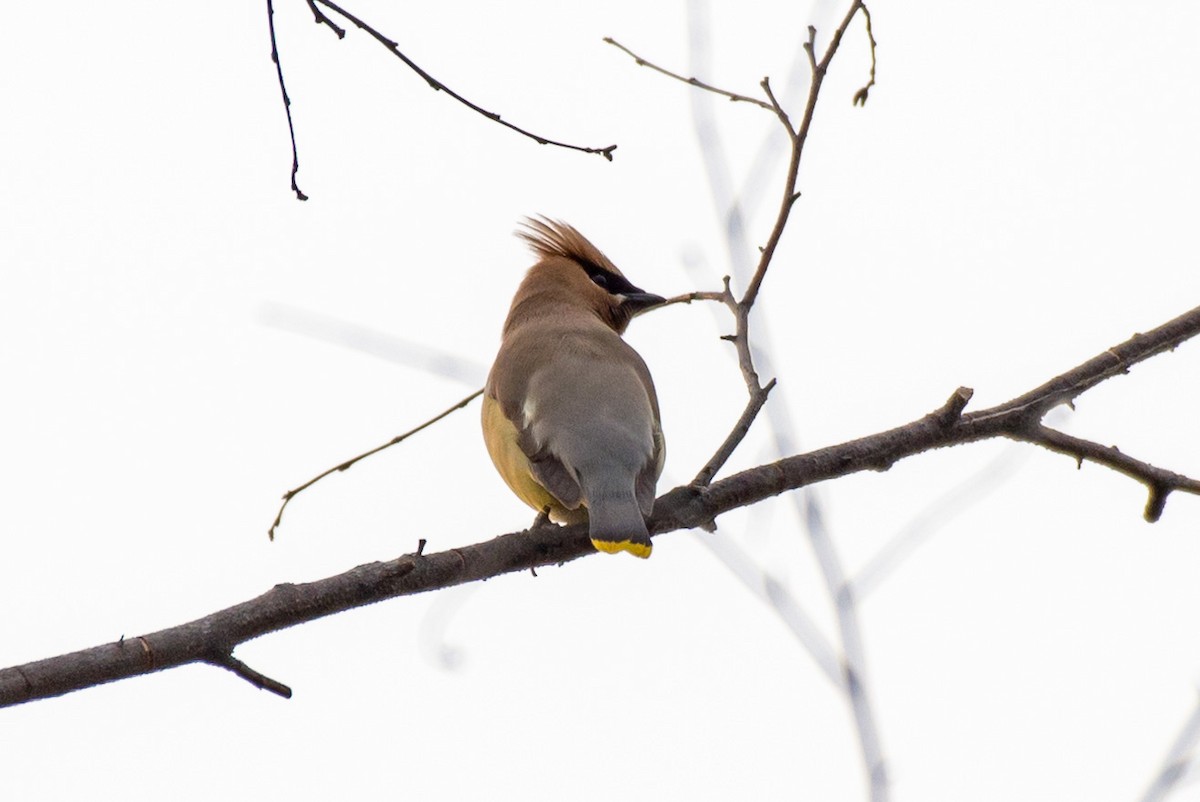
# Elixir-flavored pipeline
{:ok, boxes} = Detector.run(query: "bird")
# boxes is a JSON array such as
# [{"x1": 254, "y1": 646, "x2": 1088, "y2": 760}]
[{"x1": 482, "y1": 217, "x2": 666, "y2": 558}]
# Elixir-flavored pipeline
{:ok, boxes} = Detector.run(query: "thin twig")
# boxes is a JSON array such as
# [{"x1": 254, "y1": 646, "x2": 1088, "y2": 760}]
[
  {"x1": 603, "y1": 37, "x2": 774, "y2": 111},
  {"x1": 311, "y1": 0, "x2": 617, "y2": 160},
  {"x1": 743, "y1": 1, "x2": 869, "y2": 311},
  {"x1": 268, "y1": 388, "x2": 484, "y2": 540},
  {"x1": 738, "y1": 77, "x2": 801, "y2": 312},
  {"x1": 304, "y1": 0, "x2": 344, "y2": 37},
  {"x1": 265, "y1": 0, "x2": 308, "y2": 201},
  {"x1": 852, "y1": 3, "x2": 878, "y2": 106},
  {"x1": 657, "y1": 289, "x2": 727, "y2": 310}
]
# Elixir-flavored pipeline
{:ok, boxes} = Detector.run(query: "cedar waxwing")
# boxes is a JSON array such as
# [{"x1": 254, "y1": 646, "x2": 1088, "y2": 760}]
[{"x1": 482, "y1": 217, "x2": 666, "y2": 558}]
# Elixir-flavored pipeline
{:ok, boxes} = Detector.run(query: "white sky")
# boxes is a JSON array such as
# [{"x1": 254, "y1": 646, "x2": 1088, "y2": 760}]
[{"x1": 3, "y1": 1, "x2": 1200, "y2": 800}]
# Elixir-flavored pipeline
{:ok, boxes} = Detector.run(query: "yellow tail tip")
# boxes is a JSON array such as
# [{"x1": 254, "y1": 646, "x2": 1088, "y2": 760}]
[{"x1": 591, "y1": 538, "x2": 652, "y2": 559}]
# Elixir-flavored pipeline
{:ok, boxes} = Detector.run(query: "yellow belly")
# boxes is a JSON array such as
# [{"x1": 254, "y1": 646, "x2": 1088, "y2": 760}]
[{"x1": 481, "y1": 394, "x2": 586, "y2": 524}]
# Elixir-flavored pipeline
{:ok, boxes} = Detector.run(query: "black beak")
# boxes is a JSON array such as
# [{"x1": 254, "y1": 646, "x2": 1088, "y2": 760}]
[{"x1": 621, "y1": 290, "x2": 667, "y2": 315}]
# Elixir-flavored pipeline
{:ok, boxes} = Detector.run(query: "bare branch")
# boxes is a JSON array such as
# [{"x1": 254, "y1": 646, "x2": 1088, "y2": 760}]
[
  {"x1": 265, "y1": 0, "x2": 309, "y2": 201},
  {"x1": 695, "y1": 305, "x2": 1200, "y2": 522},
  {"x1": 5, "y1": 304, "x2": 1198, "y2": 708},
  {"x1": 311, "y1": 0, "x2": 617, "y2": 160},
  {"x1": 656, "y1": 289, "x2": 727, "y2": 310},
  {"x1": 603, "y1": 37, "x2": 774, "y2": 111},
  {"x1": 742, "y1": 1, "x2": 870, "y2": 311},
  {"x1": 268, "y1": 388, "x2": 484, "y2": 540}
]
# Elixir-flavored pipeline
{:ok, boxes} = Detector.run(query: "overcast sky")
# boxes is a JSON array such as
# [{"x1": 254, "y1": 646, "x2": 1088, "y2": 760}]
[{"x1": 4, "y1": 2, "x2": 1200, "y2": 800}]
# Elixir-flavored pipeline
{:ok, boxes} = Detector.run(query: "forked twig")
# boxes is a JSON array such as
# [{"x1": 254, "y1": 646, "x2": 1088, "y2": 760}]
[{"x1": 265, "y1": 0, "x2": 617, "y2": 200}]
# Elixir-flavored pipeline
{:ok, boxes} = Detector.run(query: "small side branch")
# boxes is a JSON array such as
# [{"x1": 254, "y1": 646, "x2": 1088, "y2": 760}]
[
  {"x1": 304, "y1": 0, "x2": 344, "y2": 37},
  {"x1": 1016, "y1": 424, "x2": 1200, "y2": 522},
  {"x1": 208, "y1": 652, "x2": 293, "y2": 699},
  {"x1": 935, "y1": 386, "x2": 975, "y2": 428},
  {"x1": 268, "y1": 388, "x2": 483, "y2": 540},
  {"x1": 603, "y1": 37, "x2": 774, "y2": 111},
  {"x1": 265, "y1": 0, "x2": 309, "y2": 201},
  {"x1": 657, "y1": 289, "x2": 726, "y2": 310}
]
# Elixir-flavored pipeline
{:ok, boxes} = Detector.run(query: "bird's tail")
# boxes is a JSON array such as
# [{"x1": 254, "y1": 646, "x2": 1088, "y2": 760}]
[{"x1": 586, "y1": 488, "x2": 653, "y2": 559}]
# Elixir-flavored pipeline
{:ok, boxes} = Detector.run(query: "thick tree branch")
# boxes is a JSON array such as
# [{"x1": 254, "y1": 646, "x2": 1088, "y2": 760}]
[{"x1": 4, "y1": 304, "x2": 1197, "y2": 709}]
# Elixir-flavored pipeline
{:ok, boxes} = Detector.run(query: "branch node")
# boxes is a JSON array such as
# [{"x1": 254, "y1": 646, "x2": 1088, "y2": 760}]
[{"x1": 935, "y1": 386, "x2": 974, "y2": 428}]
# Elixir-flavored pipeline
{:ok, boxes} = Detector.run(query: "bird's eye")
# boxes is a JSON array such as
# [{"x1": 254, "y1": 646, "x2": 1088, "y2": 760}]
[{"x1": 591, "y1": 273, "x2": 610, "y2": 289}]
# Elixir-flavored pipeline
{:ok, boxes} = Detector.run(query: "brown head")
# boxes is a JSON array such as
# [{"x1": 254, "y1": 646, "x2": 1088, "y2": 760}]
[{"x1": 506, "y1": 216, "x2": 665, "y2": 335}]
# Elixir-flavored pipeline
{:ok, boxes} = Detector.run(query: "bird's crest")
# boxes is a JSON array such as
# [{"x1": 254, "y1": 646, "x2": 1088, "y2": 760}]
[{"x1": 517, "y1": 216, "x2": 624, "y2": 278}]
